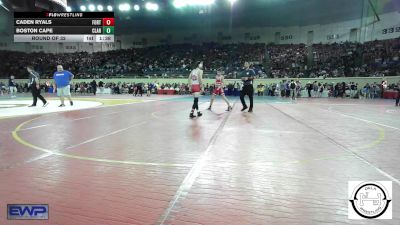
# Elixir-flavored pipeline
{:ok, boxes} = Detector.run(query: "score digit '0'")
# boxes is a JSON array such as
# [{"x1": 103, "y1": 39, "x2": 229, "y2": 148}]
[{"x1": 102, "y1": 18, "x2": 115, "y2": 26}]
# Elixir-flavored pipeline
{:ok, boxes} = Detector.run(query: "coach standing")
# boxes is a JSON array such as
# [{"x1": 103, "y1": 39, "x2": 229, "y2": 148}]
[
  {"x1": 53, "y1": 65, "x2": 74, "y2": 107},
  {"x1": 239, "y1": 62, "x2": 255, "y2": 112},
  {"x1": 27, "y1": 66, "x2": 48, "y2": 107}
]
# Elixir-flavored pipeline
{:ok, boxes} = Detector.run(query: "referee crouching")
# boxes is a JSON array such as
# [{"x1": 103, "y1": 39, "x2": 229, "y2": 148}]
[
  {"x1": 239, "y1": 61, "x2": 255, "y2": 112},
  {"x1": 53, "y1": 65, "x2": 74, "y2": 107}
]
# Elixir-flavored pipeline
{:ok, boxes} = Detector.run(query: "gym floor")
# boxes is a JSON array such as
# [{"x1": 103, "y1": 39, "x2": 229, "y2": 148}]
[{"x1": 0, "y1": 95, "x2": 399, "y2": 225}]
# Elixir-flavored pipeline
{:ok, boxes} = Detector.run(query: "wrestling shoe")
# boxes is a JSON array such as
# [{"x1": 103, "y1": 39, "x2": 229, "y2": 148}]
[
  {"x1": 190, "y1": 113, "x2": 196, "y2": 118},
  {"x1": 197, "y1": 112, "x2": 203, "y2": 117}
]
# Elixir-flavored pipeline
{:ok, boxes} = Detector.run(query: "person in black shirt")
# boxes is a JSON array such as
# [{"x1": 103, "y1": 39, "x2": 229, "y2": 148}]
[
  {"x1": 90, "y1": 80, "x2": 97, "y2": 95},
  {"x1": 239, "y1": 62, "x2": 255, "y2": 112},
  {"x1": 350, "y1": 82, "x2": 356, "y2": 98},
  {"x1": 134, "y1": 83, "x2": 143, "y2": 96},
  {"x1": 307, "y1": 82, "x2": 312, "y2": 98},
  {"x1": 289, "y1": 80, "x2": 296, "y2": 100},
  {"x1": 27, "y1": 66, "x2": 48, "y2": 107},
  {"x1": 98, "y1": 80, "x2": 104, "y2": 94},
  {"x1": 395, "y1": 82, "x2": 400, "y2": 107}
]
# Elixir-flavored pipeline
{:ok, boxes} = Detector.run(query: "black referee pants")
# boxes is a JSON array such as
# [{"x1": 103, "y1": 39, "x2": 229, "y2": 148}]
[
  {"x1": 31, "y1": 85, "x2": 46, "y2": 106},
  {"x1": 92, "y1": 87, "x2": 97, "y2": 95},
  {"x1": 396, "y1": 91, "x2": 400, "y2": 106},
  {"x1": 240, "y1": 85, "x2": 254, "y2": 110}
]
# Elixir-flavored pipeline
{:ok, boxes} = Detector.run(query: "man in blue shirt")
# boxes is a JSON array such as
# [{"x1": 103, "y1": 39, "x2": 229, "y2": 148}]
[
  {"x1": 239, "y1": 62, "x2": 255, "y2": 112},
  {"x1": 53, "y1": 65, "x2": 74, "y2": 107}
]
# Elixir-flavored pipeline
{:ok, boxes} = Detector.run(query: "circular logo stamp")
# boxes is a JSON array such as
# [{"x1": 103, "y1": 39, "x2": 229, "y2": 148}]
[{"x1": 349, "y1": 182, "x2": 391, "y2": 219}]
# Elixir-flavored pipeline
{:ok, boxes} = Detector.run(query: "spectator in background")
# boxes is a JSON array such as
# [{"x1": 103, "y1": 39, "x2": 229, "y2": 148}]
[
  {"x1": 289, "y1": 80, "x2": 296, "y2": 100},
  {"x1": 147, "y1": 83, "x2": 153, "y2": 96},
  {"x1": 296, "y1": 80, "x2": 302, "y2": 98},
  {"x1": 285, "y1": 81, "x2": 290, "y2": 98},
  {"x1": 134, "y1": 83, "x2": 143, "y2": 96},
  {"x1": 257, "y1": 84, "x2": 264, "y2": 96},
  {"x1": 318, "y1": 83, "x2": 324, "y2": 98},
  {"x1": 395, "y1": 82, "x2": 400, "y2": 107},
  {"x1": 371, "y1": 82, "x2": 378, "y2": 99},
  {"x1": 1, "y1": 38, "x2": 400, "y2": 80},
  {"x1": 0, "y1": 82, "x2": 5, "y2": 96},
  {"x1": 90, "y1": 80, "x2": 97, "y2": 95},
  {"x1": 313, "y1": 81, "x2": 318, "y2": 97},
  {"x1": 364, "y1": 83, "x2": 371, "y2": 99},
  {"x1": 8, "y1": 75, "x2": 17, "y2": 98},
  {"x1": 381, "y1": 80, "x2": 388, "y2": 98},
  {"x1": 307, "y1": 82, "x2": 312, "y2": 98},
  {"x1": 350, "y1": 82, "x2": 356, "y2": 98},
  {"x1": 98, "y1": 80, "x2": 104, "y2": 94}
]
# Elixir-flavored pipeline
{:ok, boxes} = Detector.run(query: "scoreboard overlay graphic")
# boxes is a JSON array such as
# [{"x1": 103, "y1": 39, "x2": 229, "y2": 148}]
[{"x1": 13, "y1": 12, "x2": 114, "y2": 43}]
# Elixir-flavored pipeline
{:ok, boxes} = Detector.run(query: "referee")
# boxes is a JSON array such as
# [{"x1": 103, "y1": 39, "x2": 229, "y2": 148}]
[
  {"x1": 239, "y1": 62, "x2": 255, "y2": 112},
  {"x1": 27, "y1": 66, "x2": 48, "y2": 107}
]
